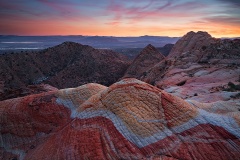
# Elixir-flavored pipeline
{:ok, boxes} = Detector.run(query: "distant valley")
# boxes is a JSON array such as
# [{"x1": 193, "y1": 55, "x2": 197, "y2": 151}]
[{"x1": 0, "y1": 35, "x2": 179, "y2": 54}]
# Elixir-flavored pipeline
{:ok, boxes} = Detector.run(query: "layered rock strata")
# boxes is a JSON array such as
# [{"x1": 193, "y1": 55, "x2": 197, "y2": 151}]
[{"x1": 1, "y1": 79, "x2": 239, "y2": 160}]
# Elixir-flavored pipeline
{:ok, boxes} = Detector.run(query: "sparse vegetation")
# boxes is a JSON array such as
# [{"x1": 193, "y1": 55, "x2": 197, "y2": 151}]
[
  {"x1": 176, "y1": 80, "x2": 186, "y2": 86},
  {"x1": 198, "y1": 60, "x2": 208, "y2": 64},
  {"x1": 202, "y1": 46, "x2": 207, "y2": 50},
  {"x1": 224, "y1": 82, "x2": 240, "y2": 92}
]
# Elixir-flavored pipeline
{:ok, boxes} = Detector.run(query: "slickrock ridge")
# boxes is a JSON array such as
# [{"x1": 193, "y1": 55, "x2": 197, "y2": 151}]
[
  {"x1": 1, "y1": 78, "x2": 240, "y2": 160},
  {"x1": 169, "y1": 31, "x2": 214, "y2": 58},
  {"x1": 123, "y1": 44, "x2": 165, "y2": 79},
  {"x1": 0, "y1": 42, "x2": 130, "y2": 100},
  {"x1": 0, "y1": 83, "x2": 107, "y2": 160},
  {"x1": 141, "y1": 31, "x2": 240, "y2": 102}
]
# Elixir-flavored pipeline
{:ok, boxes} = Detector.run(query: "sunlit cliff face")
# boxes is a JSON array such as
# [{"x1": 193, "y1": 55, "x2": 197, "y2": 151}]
[{"x1": 0, "y1": 0, "x2": 240, "y2": 37}]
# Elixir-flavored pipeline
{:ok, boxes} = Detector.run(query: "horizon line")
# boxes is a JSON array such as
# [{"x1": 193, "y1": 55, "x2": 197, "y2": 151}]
[
  {"x1": 0, "y1": 34, "x2": 181, "y2": 38},
  {"x1": 0, "y1": 33, "x2": 239, "y2": 39}
]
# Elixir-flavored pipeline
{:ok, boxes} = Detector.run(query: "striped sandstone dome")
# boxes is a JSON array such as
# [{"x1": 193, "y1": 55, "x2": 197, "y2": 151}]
[{"x1": 1, "y1": 79, "x2": 240, "y2": 159}]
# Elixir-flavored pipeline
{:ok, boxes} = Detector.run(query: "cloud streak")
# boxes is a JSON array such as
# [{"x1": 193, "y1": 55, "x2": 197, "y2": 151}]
[
  {"x1": 105, "y1": 0, "x2": 205, "y2": 24},
  {"x1": 215, "y1": 0, "x2": 240, "y2": 7}
]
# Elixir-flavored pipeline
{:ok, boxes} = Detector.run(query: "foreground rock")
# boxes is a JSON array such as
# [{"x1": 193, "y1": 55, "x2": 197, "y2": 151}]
[
  {"x1": 1, "y1": 79, "x2": 239, "y2": 160},
  {"x1": 141, "y1": 31, "x2": 240, "y2": 102}
]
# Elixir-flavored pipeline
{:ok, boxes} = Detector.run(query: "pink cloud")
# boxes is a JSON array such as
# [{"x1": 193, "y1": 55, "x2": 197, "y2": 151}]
[
  {"x1": 38, "y1": 0, "x2": 79, "y2": 16},
  {"x1": 36, "y1": 0, "x2": 97, "y2": 22},
  {"x1": 104, "y1": 0, "x2": 207, "y2": 26}
]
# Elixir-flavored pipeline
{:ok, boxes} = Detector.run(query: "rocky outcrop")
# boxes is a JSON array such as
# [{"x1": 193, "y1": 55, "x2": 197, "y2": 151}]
[
  {"x1": 141, "y1": 31, "x2": 240, "y2": 102},
  {"x1": 1, "y1": 79, "x2": 240, "y2": 160},
  {"x1": 0, "y1": 42, "x2": 130, "y2": 100},
  {"x1": 169, "y1": 31, "x2": 214, "y2": 58},
  {"x1": 46, "y1": 45, "x2": 130, "y2": 88},
  {"x1": 123, "y1": 44, "x2": 165, "y2": 79}
]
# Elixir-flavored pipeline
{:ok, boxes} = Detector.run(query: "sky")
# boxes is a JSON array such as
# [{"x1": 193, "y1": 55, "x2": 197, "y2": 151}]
[{"x1": 0, "y1": 0, "x2": 240, "y2": 37}]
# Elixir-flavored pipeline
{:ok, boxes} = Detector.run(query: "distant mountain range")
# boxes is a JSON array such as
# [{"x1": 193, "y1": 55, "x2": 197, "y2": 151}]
[{"x1": 0, "y1": 35, "x2": 179, "y2": 54}]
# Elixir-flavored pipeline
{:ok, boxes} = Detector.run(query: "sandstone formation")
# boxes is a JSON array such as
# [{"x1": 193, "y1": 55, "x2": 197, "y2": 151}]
[
  {"x1": 141, "y1": 31, "x2": 240, "y2": 102},
  {"x1": 169, "y1": 31, "x2": 214, "y2": 58},
  {"x1": 1, "y1": 79, "x2": 240, "y2": 160},
  {"x1": 123, "y1": 44, "x2": 165, "y2": 79},
  {"x1": 0, "y1": 42, "x2": 130, "y2": 100}
]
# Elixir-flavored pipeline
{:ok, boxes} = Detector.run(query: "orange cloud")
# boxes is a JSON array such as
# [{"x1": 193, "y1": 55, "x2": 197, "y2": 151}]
[{"x1": 0, "y1": 0, "x2": 239, "y2": 37}]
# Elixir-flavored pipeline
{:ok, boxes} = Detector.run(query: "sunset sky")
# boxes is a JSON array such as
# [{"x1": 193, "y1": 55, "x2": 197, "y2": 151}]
[{"x1": 0, "y1": 0, "x2": 240, "y2": 37}]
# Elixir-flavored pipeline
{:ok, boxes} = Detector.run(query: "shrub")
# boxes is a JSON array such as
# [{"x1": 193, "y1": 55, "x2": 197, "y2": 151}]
[
  {"x1": 224, "y1": 82, "x2": 240, "y2": 91},
  {"x1": 202, "y1": 46, "x2": 207, "y2": 50}
]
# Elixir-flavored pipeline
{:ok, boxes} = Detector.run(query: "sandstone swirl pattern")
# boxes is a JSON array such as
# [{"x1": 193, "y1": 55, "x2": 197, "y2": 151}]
[{"x1": 1, "y1": 79, "x2": 240, "y2": 160}]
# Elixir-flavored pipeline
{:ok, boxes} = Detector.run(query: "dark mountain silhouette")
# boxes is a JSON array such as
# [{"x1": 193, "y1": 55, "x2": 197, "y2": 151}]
[
  {"x1": 123, "y1": 44, "x2": 165, "y2": 79},
  {"x1": 0, "y1": 42, "x2": 130, "y2": 100},
  {"x1": 113, "y1": 43, "x2": 174, "y2": 59},
  {"x1": 82, "y1": 36, "x2": 119, "y2": 43},
  {"x1": 46, "y1": 46, "x2": 130, "y2": 89},
  {"x1": 158, "y1": 43, "x2": 174, "y2": 56}
]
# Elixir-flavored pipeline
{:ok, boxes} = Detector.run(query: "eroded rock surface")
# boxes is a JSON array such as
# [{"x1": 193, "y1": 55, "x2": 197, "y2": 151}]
[
  {"x1": 169, "y1": 31, "x2": 214, "y2": 58},
  {"x1": 1, "y1": 79, "x2": 239, "y2": 160},
  {"x1": 141, "y1": 31, "x2": 240, "y2": 102}
]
